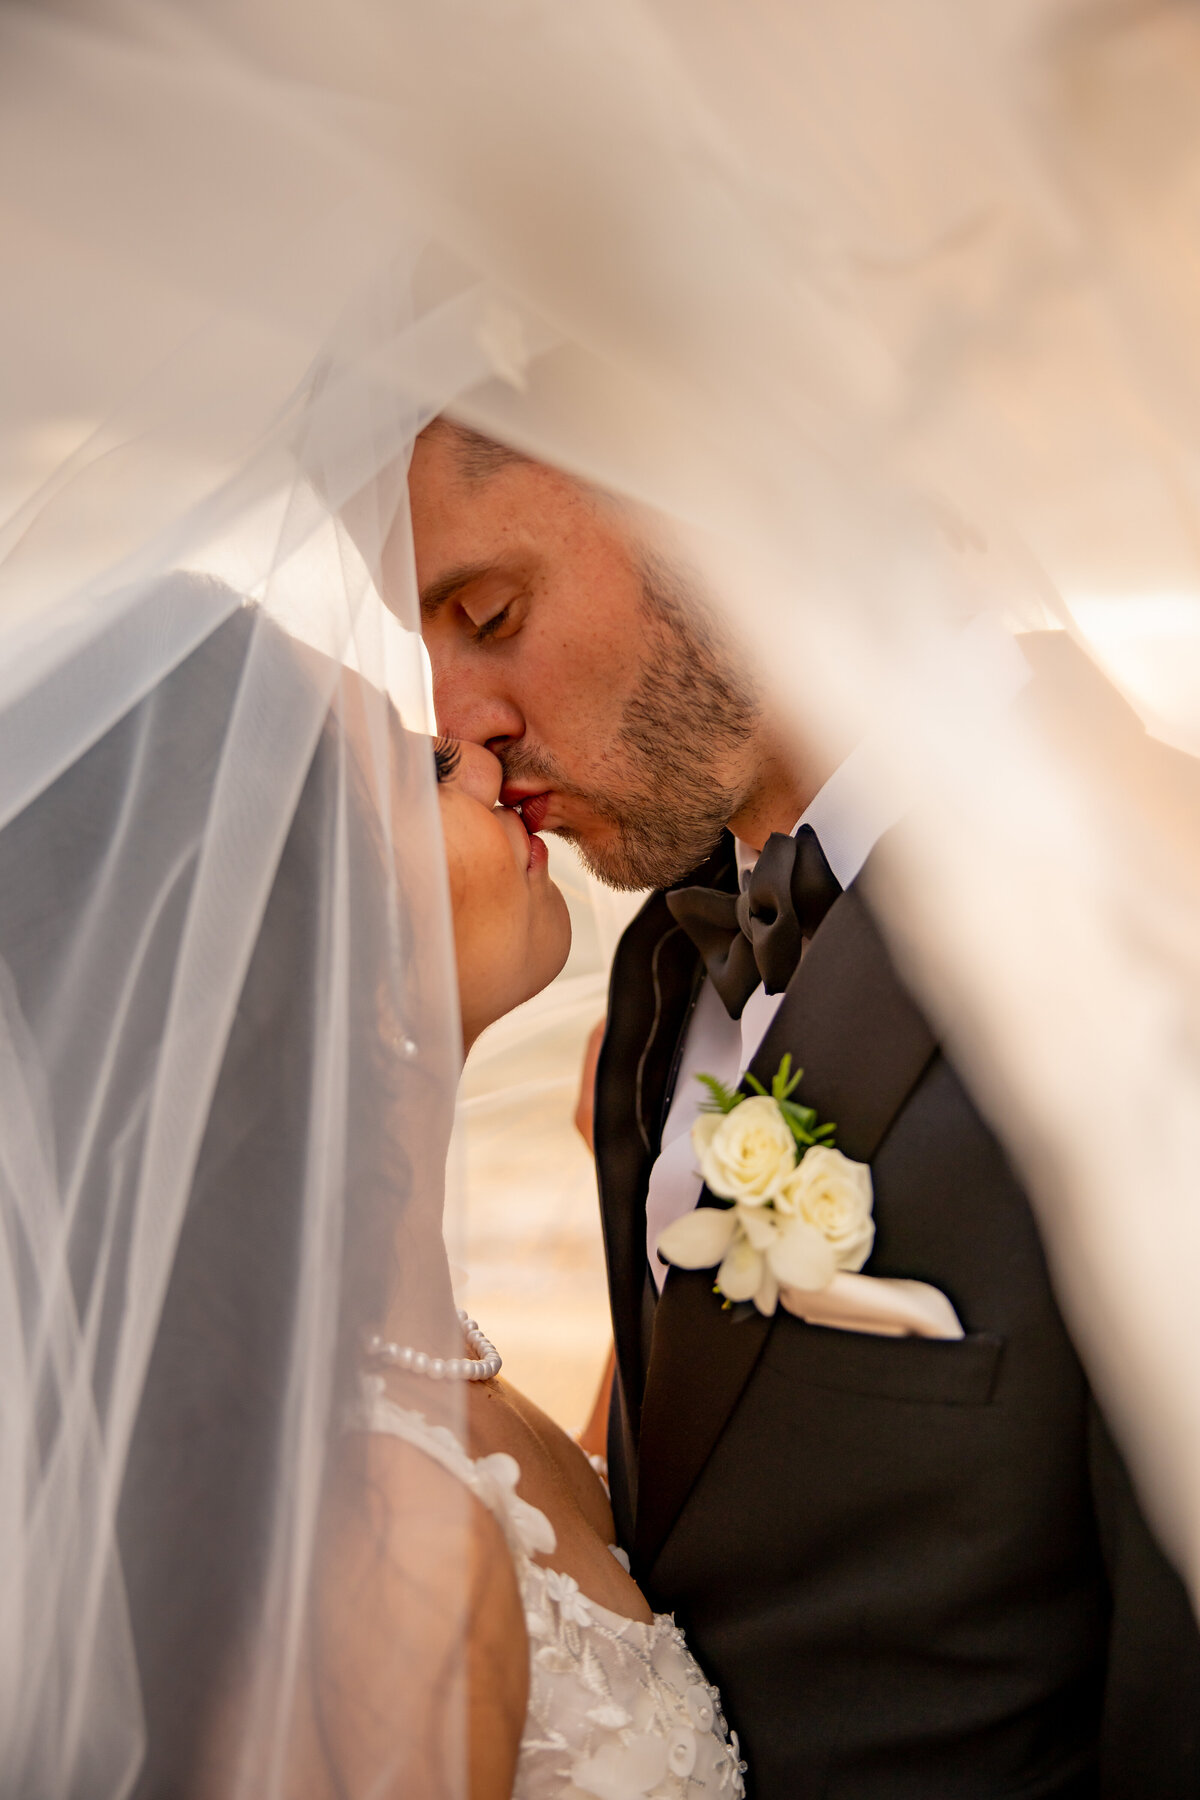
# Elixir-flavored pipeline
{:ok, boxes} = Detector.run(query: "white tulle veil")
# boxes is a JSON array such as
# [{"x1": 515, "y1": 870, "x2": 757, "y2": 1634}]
[{"x1": 3, "y1": 0, "x2": 1200, "y2": 1793}]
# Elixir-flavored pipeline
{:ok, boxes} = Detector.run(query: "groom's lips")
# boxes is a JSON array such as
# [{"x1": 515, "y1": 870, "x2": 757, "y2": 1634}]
[{"x1": 503, "y1": 788, "x2": 552, "y2": 835}]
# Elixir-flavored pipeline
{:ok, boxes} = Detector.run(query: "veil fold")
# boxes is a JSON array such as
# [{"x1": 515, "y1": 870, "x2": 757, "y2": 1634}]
[{"x1": 3, "y1": 1, "x2": 1200, "y2": 1791}]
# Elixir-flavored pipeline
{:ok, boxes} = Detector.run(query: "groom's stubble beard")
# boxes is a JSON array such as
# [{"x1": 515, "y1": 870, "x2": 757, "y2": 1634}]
[{"x1": 502, "y1": 556, "x2": 760, "y2": 891}]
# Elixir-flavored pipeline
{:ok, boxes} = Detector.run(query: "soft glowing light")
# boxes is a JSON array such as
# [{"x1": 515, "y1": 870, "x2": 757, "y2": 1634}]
[{"x1": 1064, "y1": 592, "x2": 1200, "y2": 752}]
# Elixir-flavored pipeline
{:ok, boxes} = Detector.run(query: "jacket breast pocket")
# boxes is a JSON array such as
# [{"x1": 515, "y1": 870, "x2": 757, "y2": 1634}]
[{"x1": 759, "y1": 1313, "x2": 1004, "y2": 1407}]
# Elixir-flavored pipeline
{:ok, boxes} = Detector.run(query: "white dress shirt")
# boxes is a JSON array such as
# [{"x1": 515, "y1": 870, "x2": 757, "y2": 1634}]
[
  {"x1": 643, "y1": 748, "x2": 900, "y2": 1286},
  {"x1": 643, "y1": 617, "x2": 1033, "y2": 1286}
]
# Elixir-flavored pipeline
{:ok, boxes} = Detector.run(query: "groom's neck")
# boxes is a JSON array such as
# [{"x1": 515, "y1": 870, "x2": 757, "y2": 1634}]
[{"x1": 726, "y1": 729, "x2": 837, "y2": 852}]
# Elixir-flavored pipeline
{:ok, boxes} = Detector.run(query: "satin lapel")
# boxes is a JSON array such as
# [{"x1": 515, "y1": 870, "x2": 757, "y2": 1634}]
[
  {"x1": 746, "y1": 882, "x2": 938, "y2": 1164},
  {"x1": 635, "y1": 1263, "x2": 772, "y2": 1574},
  {"x1": 594, "y1": 838, "x2": 736, "y2": 1430},
  {"x1": 635, "y1": 871, "x2": 938, "y2": 1571}
]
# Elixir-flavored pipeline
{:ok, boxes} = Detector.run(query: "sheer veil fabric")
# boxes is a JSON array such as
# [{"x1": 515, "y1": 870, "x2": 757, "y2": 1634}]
[{"x1": 3, "y1": 0, "x2": 1200, "y2": 1793}]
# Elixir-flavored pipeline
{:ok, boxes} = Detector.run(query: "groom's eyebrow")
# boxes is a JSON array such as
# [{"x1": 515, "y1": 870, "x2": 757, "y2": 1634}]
[{"x1": 419, "y1": 561, "x2": 502, "y2": 620}]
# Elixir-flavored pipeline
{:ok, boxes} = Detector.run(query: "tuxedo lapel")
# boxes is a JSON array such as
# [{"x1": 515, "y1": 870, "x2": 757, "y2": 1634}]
[
  {"x1": 635, "y1": 868, "x2": 938, "y2": 1571},
  {"x1": 635, "y1": 1265, "x2": 772, "y2": 1574},
  {"x1": 748, "y1": 880, "x2": 938, "y2": 1166},
  {"x1": 594, "y1": 838, "x2": 736, "y2": 1433}
]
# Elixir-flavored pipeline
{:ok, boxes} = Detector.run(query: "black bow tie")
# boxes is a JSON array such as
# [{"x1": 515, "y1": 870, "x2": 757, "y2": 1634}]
[{"x1": 665, "y1": 825, "x2": 842, "y2": 1019}]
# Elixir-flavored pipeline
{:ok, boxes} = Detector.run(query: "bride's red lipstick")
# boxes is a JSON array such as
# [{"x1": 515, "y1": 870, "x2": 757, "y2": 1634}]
[{"x1": 498, "y1": 801, "x2": 548, "y2": 874}]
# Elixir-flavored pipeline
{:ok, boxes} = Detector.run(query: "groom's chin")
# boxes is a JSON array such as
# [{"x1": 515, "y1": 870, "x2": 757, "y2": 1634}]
[{"x1": 559, "y1": 819, "x2": 723, "y2": 894}]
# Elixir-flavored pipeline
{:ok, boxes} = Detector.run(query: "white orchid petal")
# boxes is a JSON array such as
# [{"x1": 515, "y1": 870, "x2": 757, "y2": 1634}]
[
  {"x1": 657, "y1": 1206, "x2": 738, "y2": 1270},
  {"x1": 768, "y1": 1218, "x2": 836, "y2": 1291},
  {"x1": 738, "y1": 1205, "x2": 779, "y2": 1252},
  {"x1": 753, "y1": 1264, "x2": 780, "y2": 1316},
  {"x1": 717, "y1": 1237, "x2": 764, "y2": 1303}
]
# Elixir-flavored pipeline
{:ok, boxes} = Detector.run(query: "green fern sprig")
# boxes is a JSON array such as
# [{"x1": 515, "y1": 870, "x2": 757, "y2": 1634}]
[
  {"x1": 696, "y1": 1054, "x2": 838, "y2": 1149},
  {"x1": 695, "y1": 1071, "x2": 743, "y2": 1114}
]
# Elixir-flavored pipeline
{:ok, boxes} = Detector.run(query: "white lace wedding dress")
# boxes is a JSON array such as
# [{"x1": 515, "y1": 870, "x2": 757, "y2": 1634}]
[{"x1": 351, "y1": 1378, "x2": 746, "y2": 1800}]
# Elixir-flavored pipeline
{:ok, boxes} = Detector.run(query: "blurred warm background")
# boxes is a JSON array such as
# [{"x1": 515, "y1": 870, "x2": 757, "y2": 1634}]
[{"x1": 452, "y1": 839, "x2": 644, "y2": 1434}]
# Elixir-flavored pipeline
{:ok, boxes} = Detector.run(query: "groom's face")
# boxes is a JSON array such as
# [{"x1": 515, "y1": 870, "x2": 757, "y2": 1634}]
[{"x1": 407, "y1": 423, "x2": 758, "y2": 890}]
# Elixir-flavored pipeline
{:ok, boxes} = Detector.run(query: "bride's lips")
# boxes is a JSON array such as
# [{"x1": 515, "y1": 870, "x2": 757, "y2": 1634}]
[{"x1": 496, "y1": 802, "x2": 548, "y2": 874}]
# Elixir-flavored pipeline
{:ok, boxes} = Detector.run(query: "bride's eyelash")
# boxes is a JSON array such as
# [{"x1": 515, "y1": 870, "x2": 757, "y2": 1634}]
[{"x1": 433, "y1": 735, "x2": 462, "y2": 784}]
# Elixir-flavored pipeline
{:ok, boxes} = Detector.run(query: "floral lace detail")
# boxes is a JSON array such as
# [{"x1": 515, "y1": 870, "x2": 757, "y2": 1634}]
[
  {"x1": 349, "y1": 1379, "x2": 746, "y2": 1800},
  {"x1": 348, "y1": 1375, "x2": 554, "y2": 1560},
  {"x1": 521, "y1": 1558, "x2": 745, "y2": 1799}
]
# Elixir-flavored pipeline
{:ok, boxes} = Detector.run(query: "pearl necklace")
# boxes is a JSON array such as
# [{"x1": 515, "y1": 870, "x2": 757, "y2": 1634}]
[{"x1": 365, "y1": 1309, "x2": 502, "y2": 1383}]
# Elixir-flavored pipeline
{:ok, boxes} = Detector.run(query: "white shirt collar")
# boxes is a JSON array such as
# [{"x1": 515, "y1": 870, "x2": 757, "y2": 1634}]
[
  {"x1": 734, "y1": 733, "x2": 904, "y2": 892},
  {"x1": 735, "y1": 615, "x2": 1032, "y2": 891}
]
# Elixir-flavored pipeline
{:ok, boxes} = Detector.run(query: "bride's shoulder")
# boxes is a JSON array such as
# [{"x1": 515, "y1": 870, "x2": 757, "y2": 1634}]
[
  {"x1": 471, "y1": 1379, "x2": 614, "y2": 1545},
  {"x1": 316, "y1": 1424, "x2": 529, "y2": 1799}
]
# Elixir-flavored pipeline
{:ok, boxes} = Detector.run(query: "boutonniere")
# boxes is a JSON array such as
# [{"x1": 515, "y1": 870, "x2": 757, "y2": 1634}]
[{"x1": 657, "y1": 1055, "x2": 874, "y2": 1318}]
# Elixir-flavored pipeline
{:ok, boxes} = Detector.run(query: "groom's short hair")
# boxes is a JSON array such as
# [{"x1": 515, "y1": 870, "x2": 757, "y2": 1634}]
[{"x1": 419, "y1": 415, "x2": 529, "y2": 481}]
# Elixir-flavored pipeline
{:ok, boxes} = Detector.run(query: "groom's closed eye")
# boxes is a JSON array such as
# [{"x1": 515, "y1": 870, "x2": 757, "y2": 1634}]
[
  {"x1": 420, "y1": 563, "x2": 531, "y2": 647},
  {"x1": 461, "y1": 577, "x2": 528, "y2": 646},
  {"x1": 468, "y1": 600, "x2": 518, "y2": 643}
]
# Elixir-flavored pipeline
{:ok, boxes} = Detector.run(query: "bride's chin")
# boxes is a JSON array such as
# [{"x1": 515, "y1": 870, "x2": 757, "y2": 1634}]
[
  {"x1": 516, "y1": 937, "x2": 571, "y2": 1015},
  {"x1": 540, "y1": 893, "x2": 572, "y2": 977}
]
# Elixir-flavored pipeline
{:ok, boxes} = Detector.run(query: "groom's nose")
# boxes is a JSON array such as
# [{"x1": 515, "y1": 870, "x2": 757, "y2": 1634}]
[{"x1": 430, "y1": 653, "x2": 524, "y2": 756}]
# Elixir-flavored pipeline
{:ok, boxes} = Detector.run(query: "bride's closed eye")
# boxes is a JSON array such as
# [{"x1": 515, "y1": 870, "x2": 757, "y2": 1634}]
[{"x1": 433, "y1": 735, "x2": 462, "y2": 784}]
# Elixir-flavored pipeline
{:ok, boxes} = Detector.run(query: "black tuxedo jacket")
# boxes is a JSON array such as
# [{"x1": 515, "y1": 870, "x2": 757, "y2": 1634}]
[{"x1": 594, "y1": 671, "x2": 1200, "y2": 1799}]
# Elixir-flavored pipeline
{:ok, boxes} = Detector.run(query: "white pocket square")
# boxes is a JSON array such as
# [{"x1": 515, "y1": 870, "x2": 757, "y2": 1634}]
[{"x1": 780, "y1": 1272, "x2": 964, "y2": 1340}]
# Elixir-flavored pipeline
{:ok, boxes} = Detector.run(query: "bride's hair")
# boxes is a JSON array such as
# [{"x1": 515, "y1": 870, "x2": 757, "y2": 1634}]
[{"x1": 0, "y1": 602, "x2": 404, "y2": 1796}]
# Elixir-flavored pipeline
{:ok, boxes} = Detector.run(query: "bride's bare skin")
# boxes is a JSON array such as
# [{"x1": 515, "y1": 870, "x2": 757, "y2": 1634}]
[
  {"x1": 438, "y1": 735, "x2": 652, "y2": 1619},
  {"x1": 287, "y1": 737, "x2": 650, "y2": 1800}
]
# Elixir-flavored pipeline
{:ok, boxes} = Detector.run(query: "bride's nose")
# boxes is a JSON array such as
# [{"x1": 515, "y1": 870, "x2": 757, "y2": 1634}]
[{"x1": 448, "y1": 740, "x2": 503, "y2": 808}]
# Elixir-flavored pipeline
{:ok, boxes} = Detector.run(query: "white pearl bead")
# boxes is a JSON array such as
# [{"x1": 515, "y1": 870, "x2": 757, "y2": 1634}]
[
  {"x1": 667, "y1": 1728, "x2": 697, "y2": 1777},
  {"x1": 364, "y1": 1316, "x2": 501, "y2": 1381},
  {"x1": 686, "y1": 1686, "x2": 714, "y2": 1730}
]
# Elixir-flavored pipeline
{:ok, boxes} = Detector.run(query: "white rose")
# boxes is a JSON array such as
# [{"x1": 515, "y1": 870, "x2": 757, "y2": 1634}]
[
  {"x1": 777, "y1": 1145, "x2": 874, "y2": 1271},
  {"x1": 691, "y1": 1096, "x2": 796, "y2": 1205}
]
